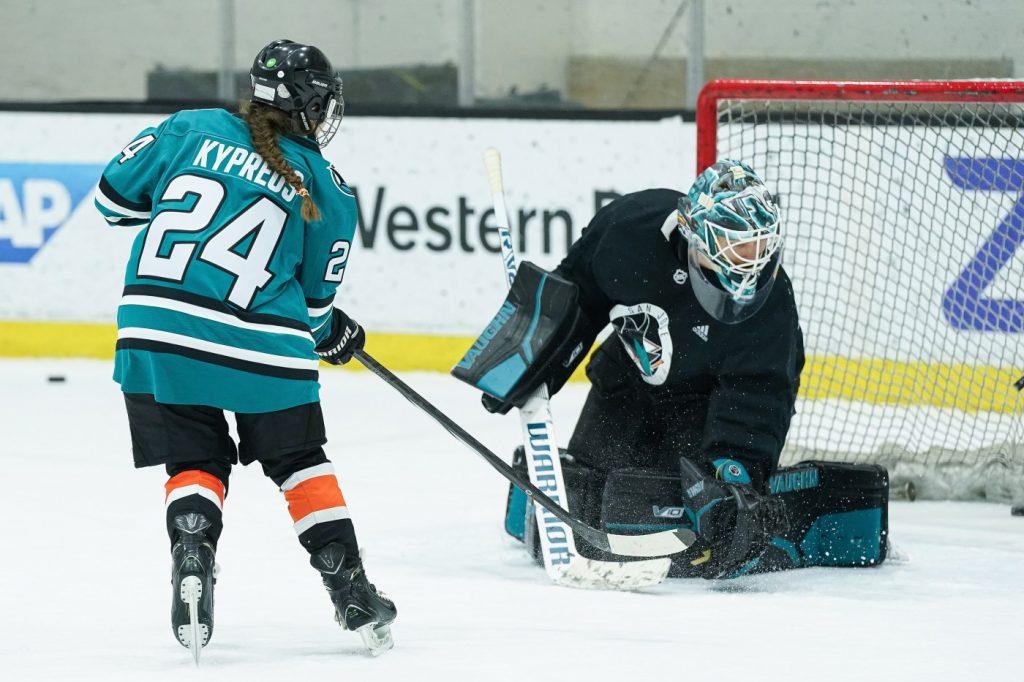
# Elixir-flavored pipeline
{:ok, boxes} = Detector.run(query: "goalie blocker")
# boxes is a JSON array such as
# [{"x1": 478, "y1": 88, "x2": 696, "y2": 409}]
[
  {"x1": 505, "y1": 449, "x2": 889, "y2": 577},
  {"x1": 451, "y1": 262, "x2": 589, "y2": 414}
]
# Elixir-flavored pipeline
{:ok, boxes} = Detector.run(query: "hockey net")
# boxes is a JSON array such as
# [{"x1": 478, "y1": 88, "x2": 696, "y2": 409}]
[{"x1": 697, "y1": 80, "x2": 1024, "y2": 504}]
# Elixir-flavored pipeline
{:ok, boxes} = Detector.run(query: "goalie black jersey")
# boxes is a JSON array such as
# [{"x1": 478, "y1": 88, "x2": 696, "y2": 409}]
[
  {"x1": 95, "y1": 109, "x2": 356, "y2": 413},
  {"x1": 554, "y1": 188, "x2": 805, "y2": 475}
]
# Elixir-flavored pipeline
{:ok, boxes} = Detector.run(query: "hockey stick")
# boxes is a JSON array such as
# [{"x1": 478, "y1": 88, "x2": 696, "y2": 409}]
[
  {"x1": 481, "y1": 149, "x2": 674, "y2": 588},
  {"x1": 354, "y1": 349, "x2": 694, "y2": 558}
]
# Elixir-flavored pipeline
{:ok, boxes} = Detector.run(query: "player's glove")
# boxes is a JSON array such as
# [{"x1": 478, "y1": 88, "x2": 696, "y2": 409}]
[
  {"x1": 678, "y1": 457, "x2": 788, "y2": 579},
  {"x1": 315, "y1": 308, "x2": 366, "y2": 365}
]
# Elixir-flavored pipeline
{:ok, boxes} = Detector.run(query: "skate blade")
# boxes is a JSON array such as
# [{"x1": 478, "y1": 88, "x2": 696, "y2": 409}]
[
  {"x1": 355, "y1": 622, "x2": 394, "y2": 657},
  {"x1": 177, "y1": 575, "x2": 208, "y2": 665},
  {"x1": 553, "y1": 557, "x2": 671, "y2": 590}
]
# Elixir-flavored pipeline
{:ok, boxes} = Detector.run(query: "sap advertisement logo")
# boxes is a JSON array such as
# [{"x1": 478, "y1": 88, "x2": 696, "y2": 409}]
[
  {"x1": 0, "y1": 163, "x2": 104, "y2": 264},
  {"x1": 943, "y1": 157, "x2": 1024, "y2": 332}
]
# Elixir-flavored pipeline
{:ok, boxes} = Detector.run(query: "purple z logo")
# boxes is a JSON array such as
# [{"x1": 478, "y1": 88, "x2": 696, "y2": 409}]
[{"x1": 942, "y1": 157, "x2": 1024, "y2": 332}]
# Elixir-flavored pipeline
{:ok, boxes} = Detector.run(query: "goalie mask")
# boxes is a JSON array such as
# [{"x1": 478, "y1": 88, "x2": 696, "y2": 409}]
[
  {"x1": 250, "y1": 39, "x2": 345, "y2": 148},
  {"x1": 677, "y1": 160, "x2": 783, "y2": 324}
]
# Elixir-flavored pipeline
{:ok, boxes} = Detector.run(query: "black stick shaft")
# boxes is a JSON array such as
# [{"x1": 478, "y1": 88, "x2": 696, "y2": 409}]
[{"x1": 353, "y1": 349, "x2": 615, "y2": 552}]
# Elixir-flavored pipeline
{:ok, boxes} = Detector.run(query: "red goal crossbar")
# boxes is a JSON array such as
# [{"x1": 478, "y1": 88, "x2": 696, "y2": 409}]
[{"x1": 695, "y1": 79, "x2": 1024, "y2": 173}]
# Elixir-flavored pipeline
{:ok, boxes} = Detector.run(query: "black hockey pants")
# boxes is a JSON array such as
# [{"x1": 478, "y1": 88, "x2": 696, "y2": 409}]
[{"x1": 124, "y1": 393, "x2": 360, "y2": 564}]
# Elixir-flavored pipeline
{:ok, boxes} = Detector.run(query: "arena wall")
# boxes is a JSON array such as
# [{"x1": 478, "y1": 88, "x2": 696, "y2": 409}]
[{"x1": 0, "y1": 112, "x2": 1020, "y2": 413}]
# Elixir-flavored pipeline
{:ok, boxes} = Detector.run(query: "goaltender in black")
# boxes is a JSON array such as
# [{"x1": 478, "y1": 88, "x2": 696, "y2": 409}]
[{"x1": 457, "y1": 159, "x2": 889, "y2": 579}]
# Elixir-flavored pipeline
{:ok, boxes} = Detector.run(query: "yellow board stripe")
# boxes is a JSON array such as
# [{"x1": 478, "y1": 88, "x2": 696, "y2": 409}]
[
  {"x1": 0, "y1": 321, "x2": 473, "y2": 371},
  {"x1": 1, "y1": 321, "x2": 1020, "y2": 414},
  {"x1": 801, "y1": 355, "x2": 1022, "y2": 414},
  {"x1": 0, "y1": 321, "x2": 117, "y2": 359}
]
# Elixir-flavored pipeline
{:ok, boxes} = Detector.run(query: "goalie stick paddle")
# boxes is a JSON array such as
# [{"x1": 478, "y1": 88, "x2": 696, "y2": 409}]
[
  {"x1": 354, "y1": 349, "x2": 695, "y2": 559},
  {"x1": 481, "y1": 148, "x2": 673, "y2": 587}
]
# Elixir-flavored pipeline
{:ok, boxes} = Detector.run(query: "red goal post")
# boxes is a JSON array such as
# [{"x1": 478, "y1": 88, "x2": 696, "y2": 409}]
[
  {"x1": 697, "y1": 79, "x2": 1024, "y2": 172},
  {"x1": 696, "y1": 79, "x2": 1024, "y2": 505}
]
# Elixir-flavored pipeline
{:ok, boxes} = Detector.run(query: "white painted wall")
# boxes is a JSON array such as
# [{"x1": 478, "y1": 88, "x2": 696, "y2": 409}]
[
  {"x1": 571, "y1": 0, "x2": 1024, "y2": 61},
  {"x1": 0, "y1": 112, "x2": 693, "y2": 335},
  {"x1": 1, "y1": 111, "x2": 1021, "y2": 369},
  {"x1": 1, "y1": 0, "x2": 1022, "y2": 102}
]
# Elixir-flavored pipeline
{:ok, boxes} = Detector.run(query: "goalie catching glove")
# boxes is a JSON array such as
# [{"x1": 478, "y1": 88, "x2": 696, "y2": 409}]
[
  {"x1": 451, "y1": 262, "x2": 590, "y2": 414},
  {"x1": 678, "y1": 457, "x2": 789, "y2": 578}
]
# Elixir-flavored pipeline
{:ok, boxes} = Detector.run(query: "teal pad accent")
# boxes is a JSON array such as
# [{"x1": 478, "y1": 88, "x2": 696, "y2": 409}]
[
  {"x1": 505, "y1": 484, "x2": 528, "y2": 541},
  {"x1": 771, "y1": 536, "x2": 801, "y2": 567},
  {"x1": 521, "y1": 273, "x2": 548, "y2": 363},
  {"x1": 605, "y1": 523, "x2": 689, "y2": 531},
  {"x1": 476, "y1": 354, "x2": 528, "y2": 399},
  {"x1": 713, "y1": 458, "x2": 751, "y2": 484},
  {"x1": 726, "y1": 555, "x2": 762, "y2": 579},
  {"x1": 685, "y1": 498, "x2": 722, "y2": 534},
  {"x1": 800, "y1": 508, "x2": 883, "y2": 566}
]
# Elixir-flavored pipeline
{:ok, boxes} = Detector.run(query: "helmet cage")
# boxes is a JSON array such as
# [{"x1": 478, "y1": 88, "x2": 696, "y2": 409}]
[
  {"x1": 695, "y1": 187, "x2": 781, "y2": 301},
  {"x1": 675, "y1": 159, "x2": 784, "y2": 323},
  {"x1": 686, "y1": 238, "x2": 782, "y2": 324},
  {"x1": 681, "y1": 178, "x2": 782, "y2": 302},
  {"x1": 313, "y1": 90, "x2": 344, "y2": 147}
]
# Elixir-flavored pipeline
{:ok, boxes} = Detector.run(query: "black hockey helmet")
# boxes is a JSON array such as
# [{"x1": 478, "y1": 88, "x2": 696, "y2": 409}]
[{"x1": 249, "y1": 39, "x2": 344, "y2": 148}]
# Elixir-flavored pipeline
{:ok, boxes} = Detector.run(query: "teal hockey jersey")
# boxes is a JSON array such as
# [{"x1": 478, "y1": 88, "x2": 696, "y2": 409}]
[{"x1": 95, "y1": 108, "x2": 356, "y2": 413}]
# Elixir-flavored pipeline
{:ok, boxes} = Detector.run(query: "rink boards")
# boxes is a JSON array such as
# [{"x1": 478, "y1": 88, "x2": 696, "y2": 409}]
[{"x1": 0, "y1": 112, "x2": 1020, "y2": 413}]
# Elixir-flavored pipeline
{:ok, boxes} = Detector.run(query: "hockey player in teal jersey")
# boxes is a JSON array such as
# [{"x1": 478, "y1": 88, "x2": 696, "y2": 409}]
[{"x1": 95, "y1": 39, "x2": 396, "y2": 660}]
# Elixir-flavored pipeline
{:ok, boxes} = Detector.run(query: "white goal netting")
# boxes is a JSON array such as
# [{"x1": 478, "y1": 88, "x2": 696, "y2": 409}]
[{"x1": 706, "y1": 83, "x2": 1024, "y2": 503}]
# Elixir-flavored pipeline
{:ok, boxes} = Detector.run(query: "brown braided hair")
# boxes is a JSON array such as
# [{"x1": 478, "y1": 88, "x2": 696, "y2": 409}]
[{"x1": 241, "y1": 101, "x2": 321, "y2": 222}]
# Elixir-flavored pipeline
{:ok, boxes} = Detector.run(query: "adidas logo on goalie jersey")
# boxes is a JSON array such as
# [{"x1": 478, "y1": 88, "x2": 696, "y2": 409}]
[{"x1": 692, "y1": 325, "x2": 709, "y2": 342}]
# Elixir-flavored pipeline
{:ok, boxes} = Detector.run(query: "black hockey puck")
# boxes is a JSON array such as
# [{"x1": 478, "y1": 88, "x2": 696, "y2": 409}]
[
  {"x1": 1012, "y1": 506, "x2": 1024, "y2": 517},
  {"x1": 890, "y1": 479, "x2": 917, "y2": 502},
  {"x1": 47, "y1": 375, "x2": 66, "y2": 383},
  {"x1": 904, "y1": 481, "x2": 917, "y2": 502}
]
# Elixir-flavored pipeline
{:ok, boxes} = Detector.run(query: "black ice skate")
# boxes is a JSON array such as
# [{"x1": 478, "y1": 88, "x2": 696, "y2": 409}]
[
  {"x1": 170, "y1": 513, "x2": 216, "y2": 665},
  {"x1": 310, "y1": 543, "x2": 397, "y2": 656}
]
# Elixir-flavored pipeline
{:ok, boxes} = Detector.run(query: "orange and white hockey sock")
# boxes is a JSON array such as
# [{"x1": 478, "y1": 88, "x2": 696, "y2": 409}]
[
  {"x1": 165, "y1": 470, "x2": 226, "y2": 545},
  {"x1": 279, "y1": 463, "x2": 359, "y2": 560}
]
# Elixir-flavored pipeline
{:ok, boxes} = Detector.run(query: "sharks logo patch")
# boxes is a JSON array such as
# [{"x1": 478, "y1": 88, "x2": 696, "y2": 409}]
[
  {"x1": 327, "y1": 164, "x2": 353, "y2": 196},
  {"x1": 609, "y1": 302, "x2": 673, "y2": 385}
]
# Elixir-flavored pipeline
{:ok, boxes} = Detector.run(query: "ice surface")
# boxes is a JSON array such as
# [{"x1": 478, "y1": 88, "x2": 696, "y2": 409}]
[{"x1": 1, "y1": 359, "x2": 1021, "y2": 681}]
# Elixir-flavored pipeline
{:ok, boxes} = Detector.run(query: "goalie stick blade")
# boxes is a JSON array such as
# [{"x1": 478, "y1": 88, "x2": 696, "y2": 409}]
[
  {"x1": 554, "y1": 558, "x2": 671, "y2": 591},
  {"x1": 597, "y1": 527, "x2": 697, "y2": 558}
]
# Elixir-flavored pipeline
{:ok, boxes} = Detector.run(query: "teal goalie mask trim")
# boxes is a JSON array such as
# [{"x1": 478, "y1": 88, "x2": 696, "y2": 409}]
[{"x1": 677, "y1": 160, "x2": 783, "y2": 323}]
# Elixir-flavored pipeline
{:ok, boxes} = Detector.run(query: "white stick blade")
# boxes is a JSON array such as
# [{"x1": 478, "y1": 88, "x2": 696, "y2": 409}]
[
  {"x1": 555, "y1": 557, "x2": 670, "y2": 590},
  {"x1": 605, "y1": 528, "x2": 695, "y2": 557}
]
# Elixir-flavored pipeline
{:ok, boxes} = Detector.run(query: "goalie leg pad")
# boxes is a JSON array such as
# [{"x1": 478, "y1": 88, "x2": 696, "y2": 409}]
[
  {"x1": 601, "y1": 467, "x2": 690, "y2": 535},
  {"x1": 592, "y1": 462, "x2": 889, "y2": 577},
  {"x1": 600, "y1": 467, "x2": 712, "y2": 576},
  {"x1": 504, "y1": 454, "x2": 889, "y2": 575},
  {"x1": 452, "y1": 262, "x2": 587, "y2": 414},
  {"x1": 765, "y1": 460, "x2": 889, "y2": 569},
  {"x1": 505, "y1": 446, "x2": 605, "y2": 564}
]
